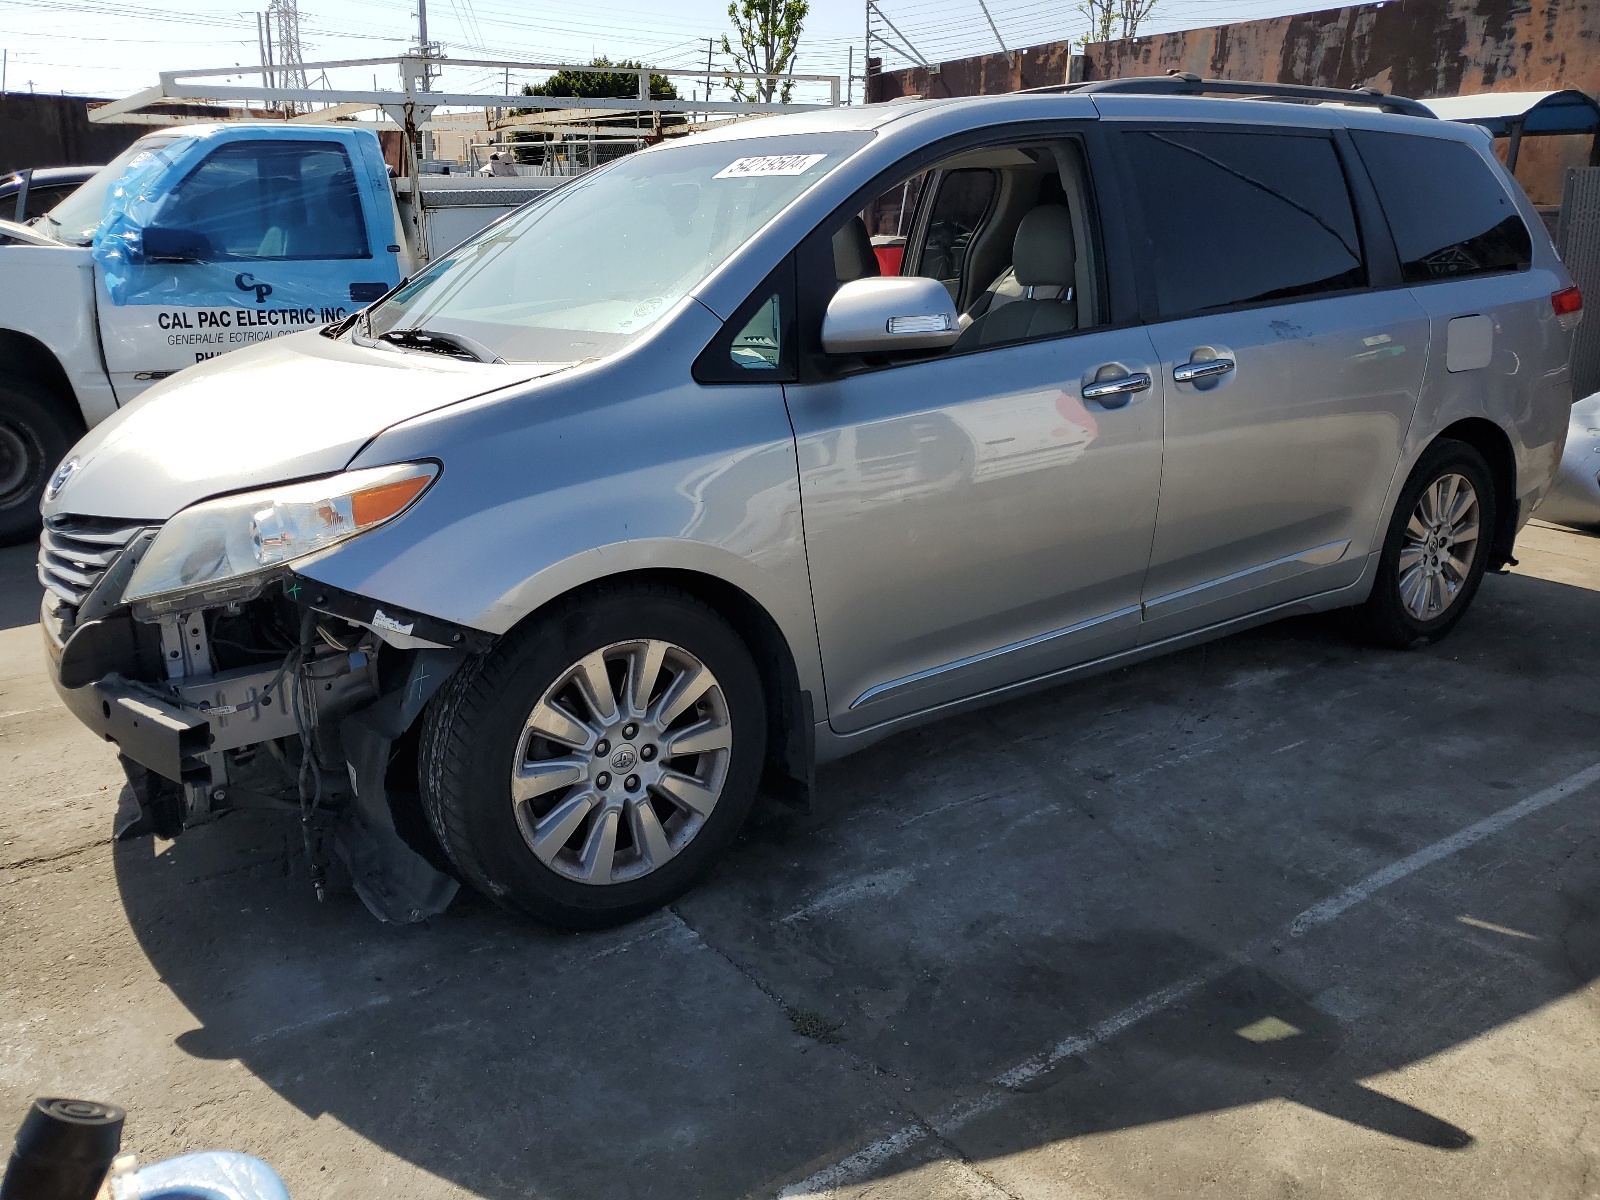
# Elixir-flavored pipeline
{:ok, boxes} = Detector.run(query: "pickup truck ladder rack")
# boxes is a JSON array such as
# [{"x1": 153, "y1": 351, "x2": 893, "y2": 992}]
[{"x1": 1030, "y1": 73, "x2": 1437, "y2": 120}]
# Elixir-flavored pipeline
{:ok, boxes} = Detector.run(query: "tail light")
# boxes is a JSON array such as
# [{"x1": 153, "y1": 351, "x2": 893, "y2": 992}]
[{"x1": 1553, "y1": 286, "x2": 1583, "y2": 330}]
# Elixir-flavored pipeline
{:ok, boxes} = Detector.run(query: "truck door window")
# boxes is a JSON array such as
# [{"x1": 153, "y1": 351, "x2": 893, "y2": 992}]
[
  {"x1": 153, "y1": 140, "x2": 370, "y2": 261},
  {"x1": 1122, "y1": 129, "x2": 1365, "y2": 317}
]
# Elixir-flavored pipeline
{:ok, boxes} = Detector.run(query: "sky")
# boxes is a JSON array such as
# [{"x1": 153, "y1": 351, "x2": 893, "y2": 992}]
[{"x1": 0, "y1": 0, "x2": 1346, "y2": 105}]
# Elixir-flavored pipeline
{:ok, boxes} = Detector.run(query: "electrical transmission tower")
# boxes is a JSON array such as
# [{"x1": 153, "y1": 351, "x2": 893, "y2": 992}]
[{"x1": 266, "y1": 0, "x2": 309, "y2": 93}]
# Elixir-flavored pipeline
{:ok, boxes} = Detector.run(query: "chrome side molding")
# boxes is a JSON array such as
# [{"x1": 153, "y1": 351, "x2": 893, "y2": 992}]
[{"x1": 1142, "y1": 539, "x2": 1351, "y2": 620}]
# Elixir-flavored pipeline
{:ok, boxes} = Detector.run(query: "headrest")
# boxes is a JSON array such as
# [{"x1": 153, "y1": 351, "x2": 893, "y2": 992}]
[
  {"x1": 833, "y1": 216, "x2": 881, "y2": 283},
  {"x1": 1012, "y1": 205, "x2": 1076, "y2": 289}
]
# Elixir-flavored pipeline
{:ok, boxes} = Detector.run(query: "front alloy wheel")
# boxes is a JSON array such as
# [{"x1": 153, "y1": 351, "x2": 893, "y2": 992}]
[
  {"x1": 420, "y1": 583, "x2": 765, "y2": 927},
  {"x1": 513, "y1": 639, "x2": 732, "y2": 886}
]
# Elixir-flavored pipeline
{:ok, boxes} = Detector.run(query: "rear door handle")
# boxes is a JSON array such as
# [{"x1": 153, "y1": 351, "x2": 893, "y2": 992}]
[
  {"x1": 1173, "y1": 357, "x2": 1235, "y2": 383},
  {"x1": 1081, "y1": 371, "x2": 1152, "y2": 406}
]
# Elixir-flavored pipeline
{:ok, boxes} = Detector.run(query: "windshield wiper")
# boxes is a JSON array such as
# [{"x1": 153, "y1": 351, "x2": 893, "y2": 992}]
[{"x1": 377, "y1": 327, "x2": 504, "y2": 364}]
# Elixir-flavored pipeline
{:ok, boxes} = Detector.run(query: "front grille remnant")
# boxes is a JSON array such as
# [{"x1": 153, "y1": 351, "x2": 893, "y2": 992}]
[{"x1": 38, "y1": 514, "x2": 153, "y2": 627}]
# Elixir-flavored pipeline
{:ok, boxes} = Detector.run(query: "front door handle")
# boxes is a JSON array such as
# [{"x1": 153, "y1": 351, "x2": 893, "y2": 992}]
[
  {"x1": 1081, "y1": 371, "x2": 1152, "y2": 405},
  {"x1": 1173, "y1": 357, "x2": 1235, "y2": 383}
]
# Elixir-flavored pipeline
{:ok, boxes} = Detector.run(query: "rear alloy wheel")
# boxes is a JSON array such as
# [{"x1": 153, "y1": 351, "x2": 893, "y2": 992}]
[
  {"x1": 1396, "y1": 472, "x2": 1481, "y2": 622},
  {"x1": 420, "y1": 584, "x2": 765, "y2": 927},
  {"x1": 1358, "y1": 439, "x2": 1496, "y2": 649}
]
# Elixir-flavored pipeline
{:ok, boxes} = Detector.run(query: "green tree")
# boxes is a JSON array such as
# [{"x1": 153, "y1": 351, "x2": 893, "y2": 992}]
[
  {"x1": 721, "y1": 0, "x2": 809, "y2": 104},
  {"x1": 522, "y1": 57, "x2": 678, "y2": 100},
  {"x1": 1077, "y1": 0, "x2": 1159, "y2": 47}
]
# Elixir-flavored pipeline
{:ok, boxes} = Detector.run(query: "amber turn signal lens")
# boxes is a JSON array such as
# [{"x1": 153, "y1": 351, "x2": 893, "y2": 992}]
[{"x1": 351, "y1": 474, "x2": 433, "y2": 527}]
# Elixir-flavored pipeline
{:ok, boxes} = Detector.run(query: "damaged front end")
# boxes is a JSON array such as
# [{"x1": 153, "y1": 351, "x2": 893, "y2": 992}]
[{"x1": 38, "y1": 469, "x2": 489, "y2": 924}]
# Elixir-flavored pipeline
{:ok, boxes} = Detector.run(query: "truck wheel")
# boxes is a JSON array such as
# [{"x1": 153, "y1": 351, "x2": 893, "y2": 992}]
[
  {"x1": 0, "y1": 380, "x2": 80, "y2": 546},
  {"x1": 419, "y1": 583, "x2": 766, "y2": 928},
  {"x1": 1357, "y1": 438, "x2": 1497, "y2": 649}
]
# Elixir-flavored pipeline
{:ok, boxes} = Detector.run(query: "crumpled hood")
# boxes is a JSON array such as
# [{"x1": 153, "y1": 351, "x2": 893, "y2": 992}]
[{"x1": 44, "y1": 330, "x2": 556, "y2": 521}]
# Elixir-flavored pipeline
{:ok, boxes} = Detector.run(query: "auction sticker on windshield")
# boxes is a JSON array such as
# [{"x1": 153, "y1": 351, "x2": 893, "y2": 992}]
[{"x1": 714, "y1": 154, "x2": 828, "y2": 179}]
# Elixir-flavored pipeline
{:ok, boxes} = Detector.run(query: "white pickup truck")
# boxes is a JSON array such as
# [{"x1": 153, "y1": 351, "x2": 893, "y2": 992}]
[{"x1": 0, "y1": 122, "x2": 557, "y2": 542}]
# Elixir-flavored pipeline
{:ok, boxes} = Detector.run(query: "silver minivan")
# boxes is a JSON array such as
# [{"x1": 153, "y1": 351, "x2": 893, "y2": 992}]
[{"x1": 39, "y1": 78, "x2": 1579, "y2": 927}]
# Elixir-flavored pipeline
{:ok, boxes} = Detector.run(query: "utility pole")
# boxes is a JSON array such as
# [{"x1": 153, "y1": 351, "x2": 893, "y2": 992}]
[
  {"x1": 864, "y1": 0, "x2": 871, "y2": 96},
  {"x1": 2, "y1": 50, "x2": 8, "y2": 97},
  {"x1": 703, "y1": 37, "x2": 713, "y2": 123},
  {"x1": 414, "y1": 0, "x2": 434, "y2": 160},
  {"x1": 846, "y1": 44, "x2": 853, "y2": 105},
  {"x1": 257, "y1": 13, "x2": 276, "y2": 93},
  {"x1": 256, "y1": 14, "x2": 273, "y2": 93}
]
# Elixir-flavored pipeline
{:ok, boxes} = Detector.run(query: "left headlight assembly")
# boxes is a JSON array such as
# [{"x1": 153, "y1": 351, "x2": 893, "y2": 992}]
[{"x1": 123, "y1": 461, "x2": 439, "y2": 606}]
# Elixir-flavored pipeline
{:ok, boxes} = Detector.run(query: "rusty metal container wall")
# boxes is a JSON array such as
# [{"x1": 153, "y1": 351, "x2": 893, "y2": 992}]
[
  {"x1": 870, "y1": 0, "x2": 1600, "y2": 102},
  {"x1": 1559, "y1": 167, "x2": 1600, "y2": 400}
]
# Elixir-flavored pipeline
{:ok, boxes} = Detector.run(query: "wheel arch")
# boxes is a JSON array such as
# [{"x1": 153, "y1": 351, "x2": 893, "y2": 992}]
[
  {"x1": 504, "y1": 566, "x2": 815, "y2": 809},
  {"x1": 1433, "y1": 417, "x2": 1518, "y2": 570},
  {"x1": 0, "y1": 329, "x2": 84, "y2": 430}
]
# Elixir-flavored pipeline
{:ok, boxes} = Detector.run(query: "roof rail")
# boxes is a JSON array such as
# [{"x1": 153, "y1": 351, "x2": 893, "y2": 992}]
[{"x1": 1028, "y1": 73, "x2": 1436, "y2": 120}]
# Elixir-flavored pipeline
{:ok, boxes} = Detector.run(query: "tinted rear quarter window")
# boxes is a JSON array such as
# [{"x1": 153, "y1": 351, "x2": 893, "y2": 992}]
[
  {"x1": 1351, "y1": 130, "x2": 1531, "y2": 283},
  {"x1": 1122, "y1": 129, "x2": 1365, "y2": 318}
]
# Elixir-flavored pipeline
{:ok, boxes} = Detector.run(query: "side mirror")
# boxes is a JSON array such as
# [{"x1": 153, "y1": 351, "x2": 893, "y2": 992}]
[
  {"x1": 142, "y1": 226, "x2": 212, "y2": 264},
  {"x1": 821, "y1": 276, "x2": 961, "y2": 356}
]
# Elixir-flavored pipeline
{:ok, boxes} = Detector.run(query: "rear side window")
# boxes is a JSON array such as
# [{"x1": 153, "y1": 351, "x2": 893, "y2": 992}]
[
  {"x1": 1351, "y1": 130, "x2": 1531, "y2": 283},
  {"x1": 1122, "y1": 129, "x2": 1365, "y2": 317}
]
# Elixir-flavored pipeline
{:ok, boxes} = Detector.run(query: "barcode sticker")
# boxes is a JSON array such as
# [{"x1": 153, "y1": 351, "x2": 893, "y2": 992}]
[{"x1": 714, "y1": 153, "x2": 827, "y2": 179}]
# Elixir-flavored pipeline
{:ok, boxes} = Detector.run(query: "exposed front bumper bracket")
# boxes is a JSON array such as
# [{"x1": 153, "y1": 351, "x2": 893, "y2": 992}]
[{"x1": 94, "y1": 680, "x2": 214, "y2": 785}]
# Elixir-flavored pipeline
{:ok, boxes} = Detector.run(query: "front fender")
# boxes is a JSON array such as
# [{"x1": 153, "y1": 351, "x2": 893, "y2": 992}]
[{"x1": 293, "y1": 320, "x2": 823, "y2": 701}]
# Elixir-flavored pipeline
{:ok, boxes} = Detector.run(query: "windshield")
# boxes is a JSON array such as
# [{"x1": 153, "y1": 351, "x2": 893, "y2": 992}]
[
  {"x1": 42, "y1": 134, "x2": 185, "y2": 244},
  {"x1": 362, "y1": 132, "x2": 872, "y2": 363}
]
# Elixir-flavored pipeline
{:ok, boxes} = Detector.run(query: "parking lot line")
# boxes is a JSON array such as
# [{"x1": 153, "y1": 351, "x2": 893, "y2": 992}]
[
  {"x1": 779, "y1": 757, "x2": 1600, "y2": 1199},
  {"x1": 1287, "y1": 758, "x2": 1600, "y2": 936}
]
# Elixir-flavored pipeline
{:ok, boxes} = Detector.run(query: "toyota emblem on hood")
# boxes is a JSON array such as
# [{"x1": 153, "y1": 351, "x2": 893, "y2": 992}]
[{"x1": 44, "y1": 458, "x2": 78, "y2": 503}]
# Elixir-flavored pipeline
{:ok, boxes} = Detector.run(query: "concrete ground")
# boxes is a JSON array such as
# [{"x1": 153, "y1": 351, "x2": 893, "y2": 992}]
[{"x1": 4, "y1": 522, "x2": 1600, "y2": 1200}]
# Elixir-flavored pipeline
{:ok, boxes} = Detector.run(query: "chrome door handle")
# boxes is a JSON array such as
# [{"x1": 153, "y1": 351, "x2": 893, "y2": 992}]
[
  {"x1": 1081, "y1": 372, "x2": 1152, "y2": 403},
  {"x1": 1173, "y1": 357, "x2": 1235, "y2": 383}
]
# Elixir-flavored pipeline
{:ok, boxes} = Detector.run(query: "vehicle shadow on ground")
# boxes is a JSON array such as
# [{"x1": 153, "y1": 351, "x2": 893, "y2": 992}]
[
  {"x1": 0, "y1": 544, "x2": 44, "y2": 631},
  {"x1": 113, "y1": 568, "x2": 1600, "y2": 1198}
]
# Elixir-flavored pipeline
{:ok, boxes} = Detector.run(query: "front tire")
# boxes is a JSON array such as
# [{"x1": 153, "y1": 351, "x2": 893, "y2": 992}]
[
  {"x1": 1357, "y1": 439, "x2": 1497, "y2": 649},
  {"x1": 0, "y1": 380, "x2": 81, "y2": 547},
  {"x1": 419, "y1": 583, "x2": 766, "y2": 928}
]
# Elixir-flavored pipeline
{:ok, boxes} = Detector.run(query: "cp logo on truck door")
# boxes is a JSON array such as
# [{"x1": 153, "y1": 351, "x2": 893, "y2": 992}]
[{"x1": 234, "y1": 273, "x2": 274, "y2": 304}]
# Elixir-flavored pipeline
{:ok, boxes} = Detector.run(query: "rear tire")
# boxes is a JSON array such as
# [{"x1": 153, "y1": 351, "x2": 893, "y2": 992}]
[
  {"x1": 0, "y1": 380, "x2": 80, "y2": 547},
  {"x1": 1356, "y1": 438, "x2": 1497, "y2": 649},
  {"x1": 419, "y1": 583, "x2": 766, "y2": 928}
]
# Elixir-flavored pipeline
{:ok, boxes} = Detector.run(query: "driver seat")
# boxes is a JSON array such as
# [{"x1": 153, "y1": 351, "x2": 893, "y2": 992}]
[{"x1": 954, "y1": 206, "x2": 1077, "y2": 350}]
